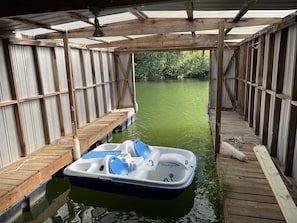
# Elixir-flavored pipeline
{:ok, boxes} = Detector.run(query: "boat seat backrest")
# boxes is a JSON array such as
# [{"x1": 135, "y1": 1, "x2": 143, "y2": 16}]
[
  {"x1": 109, "y1": 156, "x2": 129, "y2": 175},
  {"x1": 134, "y1": 139, "x2": 151, "y2": 159}
]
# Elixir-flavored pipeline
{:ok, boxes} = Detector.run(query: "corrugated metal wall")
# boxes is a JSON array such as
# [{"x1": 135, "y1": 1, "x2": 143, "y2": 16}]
[
  {"x1": 0, "y1": 40, "x2": 135, "y2": 168},
  {"x1": 209, "y1": 21, "x2": 297, "y2": 182},
  {"x1": 209, "y1": 48, "x2": 237, "y2": 109}
]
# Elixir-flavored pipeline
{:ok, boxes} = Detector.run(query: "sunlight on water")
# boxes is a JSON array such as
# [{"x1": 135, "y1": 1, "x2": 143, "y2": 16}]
[{"x1": 17, "y1": 80, "x2": 222, "y2": 223}]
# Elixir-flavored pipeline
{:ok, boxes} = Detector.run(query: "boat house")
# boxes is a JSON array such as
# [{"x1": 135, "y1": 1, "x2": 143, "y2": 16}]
[{"x1": 0, "y1": 0, "x2": 297, "y2": 222}]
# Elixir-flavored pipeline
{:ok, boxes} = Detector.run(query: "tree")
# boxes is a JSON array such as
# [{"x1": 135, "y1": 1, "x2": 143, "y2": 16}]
[{"x1": 134, "y1": 51, "x2": 209, "y2": 81}]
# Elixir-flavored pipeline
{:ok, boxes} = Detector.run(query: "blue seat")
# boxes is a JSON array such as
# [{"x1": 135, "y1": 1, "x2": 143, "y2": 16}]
[
  {"x1": 134, "y1": 139, "x2": 151, "y2": 159},
  {"x1": 82, "y1": 150, "x2": 121, "y2": 159},
  {"x1": 109, "y1": 156, "x2": 129, "y2": 175}
]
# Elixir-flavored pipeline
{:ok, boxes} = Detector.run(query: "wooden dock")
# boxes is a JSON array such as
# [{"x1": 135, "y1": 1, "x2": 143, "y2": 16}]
[
  {"x1": 0, "y1": 108, "x2": 134, "y2": 218},
  {"x1": 209, "y1": 110, "x2": 287, "y2": 223}
]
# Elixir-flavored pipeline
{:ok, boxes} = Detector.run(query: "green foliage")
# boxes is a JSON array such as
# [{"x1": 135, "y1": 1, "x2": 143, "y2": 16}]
[{"x1": 134, "y1": 51, "x2": 209, "y2": 81}]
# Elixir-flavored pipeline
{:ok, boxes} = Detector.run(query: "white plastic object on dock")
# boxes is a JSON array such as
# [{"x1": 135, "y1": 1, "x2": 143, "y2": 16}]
[
  {"x1": 73, "y1": 136, "x2": 81, "y2": 160},
  {"x1": 221, "y1": 141, "x2": 248, "y2": 162}
]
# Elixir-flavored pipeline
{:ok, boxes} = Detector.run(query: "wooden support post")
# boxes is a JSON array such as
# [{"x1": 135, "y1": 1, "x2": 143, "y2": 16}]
[
  {"x1": 90, "y1": 51, "x2": 100, "y2": 118},
  {"x1": 215, "y1": 21, "x2": 224, "y2": 154},
  {"x1": 62, "y1": 32, "x2": 80, "y2": 159},
  {"x1": 271, "y1": 28, "x2": 288, "y2": 157},
  {"x1": 51, "y1": 48, "x2": 65, "y2": 136},
  {"x1": 284, "y1": 39, "x2": 297, "y2": 175},
  {"x1": 99, "y1": 52, "x2": 108, "y2": 114},
  {"x1": 2, "y1": 39, "x2": 27, "y2": 156},
  {"x1": 32, "y1": 47, "x2": 50, "y2": 144},
  {"x1": 106, "y1": 52, "x2": 115, "y2": 110}
]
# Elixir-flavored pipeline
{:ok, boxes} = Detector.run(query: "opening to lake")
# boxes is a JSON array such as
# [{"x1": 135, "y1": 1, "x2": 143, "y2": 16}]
[{"x1": 17, "y1": 79, "x2": 222, "y2": 223}]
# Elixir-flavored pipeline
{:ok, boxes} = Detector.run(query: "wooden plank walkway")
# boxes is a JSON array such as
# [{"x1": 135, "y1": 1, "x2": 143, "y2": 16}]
[
  {"x1": 0, "y1": 108, "x2": 134, "y2": 215},
  {"x1": 209, "y1": 110, "x2": 286, "y2": 223}
]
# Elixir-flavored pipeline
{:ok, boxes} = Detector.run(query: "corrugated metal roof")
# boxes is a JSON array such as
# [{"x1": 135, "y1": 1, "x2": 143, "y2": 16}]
[{"x1": 0, "y1": 1, "x2": 296, "y2": 50}]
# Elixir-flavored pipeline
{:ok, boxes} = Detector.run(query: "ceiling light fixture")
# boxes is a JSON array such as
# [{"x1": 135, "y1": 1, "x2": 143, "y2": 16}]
[
  {"x1": 90, "y1": 6, "x2": 103, "y2": 37},
  {"x1": 93, "y1": 17, "x2": 103, "y2": 37}
]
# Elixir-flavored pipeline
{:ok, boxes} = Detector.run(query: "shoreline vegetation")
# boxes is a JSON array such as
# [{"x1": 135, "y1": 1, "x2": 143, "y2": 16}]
[{"x1": 134, "y1": 51, "x2": 209, "y2": 81}]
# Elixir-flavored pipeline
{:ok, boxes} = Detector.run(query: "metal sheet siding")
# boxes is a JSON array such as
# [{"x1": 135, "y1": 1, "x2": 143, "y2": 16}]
[
  {"x1": 0, "y1": 106, "x2": 21, "y2": 168},
  {"x1": 271, "y1": 31, "x2": 281, "y2": 92},
  {"x1": 36, "y1": 47, "x2": 55, "y2": 93},
  {"x1": 0, "y1": 41, "x2": 12, "y2": 101},
  {"x1": 75, "y1": 89, "x2": 87, "y2": 127},
  {"x1": 283, "y1": 25, "x2": 297, "y2": 96},
  {"x1": 96, "y1": 86, "x2": 105, "y2": 117},
  {"x1": 20, "y1": 100, "x2": 45, "y2": 153},
  {"x1": 55, "y1": 47, "x2": 68, "y2": 91},
  {"x1": 10, "y1": 45, "x2": 39, "y2": 99},
  {"x1": 277, "y1": 99, "x2": 290, "y2": 166},
  {"x1": 61, "y1": 94, "x2": 72, "y2": 134},
  {"x1": 45, "y1": 97, "x2": 61, "y2": 142}
]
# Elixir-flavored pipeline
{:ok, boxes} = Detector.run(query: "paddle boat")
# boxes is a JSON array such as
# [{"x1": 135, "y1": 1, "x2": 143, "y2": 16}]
[{"x1": 64, "y1": 139, "x2": 198, "y2": 199}]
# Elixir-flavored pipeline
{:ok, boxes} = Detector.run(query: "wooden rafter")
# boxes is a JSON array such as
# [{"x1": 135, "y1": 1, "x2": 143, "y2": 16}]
[
  {"x1": 128, "y1": 8, "x2": 148, "y2": 20},
  {"x1": 67, "y1": 11, "x2": 94, "y2": 25},
  {"x1": 225, "y1": 0, "x2": 258, "y2": 35},
  {"x1": 87, "y1": 33, "x2": 249, "y2": 49},
  {"x1": 35, "y1": 17, "x2": 282, "y2": 39},
  {"x1": 9, "y1": 17, "x2": 64, "y2": 32},
  {"x1": 185, "y1": 1, "x2": 193, "y2": 22}
]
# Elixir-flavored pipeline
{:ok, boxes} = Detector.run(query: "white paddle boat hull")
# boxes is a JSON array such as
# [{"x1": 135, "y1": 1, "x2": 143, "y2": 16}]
[{"x1": 64, "y1": 139, "x2": 198, "y2": 199}]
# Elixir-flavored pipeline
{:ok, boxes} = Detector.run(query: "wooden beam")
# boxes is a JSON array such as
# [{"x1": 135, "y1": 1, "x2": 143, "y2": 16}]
[
  {"x1": 35, "y1": 17, "x2": 281, "y2": 39},
  {"x1": 50, "y1": 48, "x2": 66, "y2": 136},
  {"x1": 87, "y1": 33, "x2": 249, "y2": 49},
  {"x1": 63, "y1": 32, "x2": 78, "y2": 137},
  {"x1": 254, "y1": 146, "x2": 297, "y2": 223},
  {"x1": 271, "y1": 28, "x2": 288, "y2": 156},
  {"x1": 98, "y1": 52, "x2": 108, "y2": 114},
  {"x1": 66, "y1": 11, "x2": 94, "y2": 25},
  {"x1": 284, "y1": 36, "x2": 297, "y2": 175},
  {"x1": 128, "y1": 8, "x2": 148, "y2": 20},
  {"x1": 2, "y1": 39, "x2": 27, "y2": 156},
  {"x1": 215, "y1": 21, "x2": 224, "y2": 154},
  {"x1": 185, "y1": 1, "x2": 193, "y2": 22},
  {"x1": 225, "y1": 0, "x2": 258, "y2": 35},
  {"x1": 9, "y1": 17, "x2": 64, "y2": 32},
  {"x1": 89, "y1": 51, "x2": 100, "y2": 118}
]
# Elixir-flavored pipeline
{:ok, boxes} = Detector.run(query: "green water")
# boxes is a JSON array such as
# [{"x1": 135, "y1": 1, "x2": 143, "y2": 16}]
[{"x1": 18, "y1": 80, "x2": 222, "y2": 223}]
